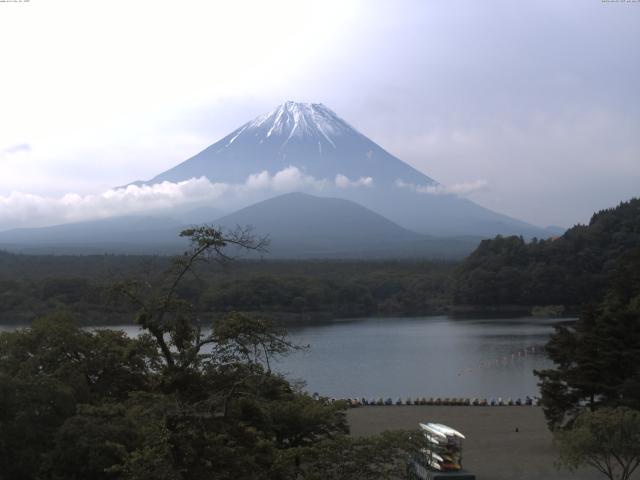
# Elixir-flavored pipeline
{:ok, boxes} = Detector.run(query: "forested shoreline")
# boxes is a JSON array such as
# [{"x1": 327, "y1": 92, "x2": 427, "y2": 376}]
[
  {"x1": 452, "y1": 198, "x2": 640, "y2": 311},
  {"x1": 0, "y1": 255, "x2": 455, "y2": 325}
]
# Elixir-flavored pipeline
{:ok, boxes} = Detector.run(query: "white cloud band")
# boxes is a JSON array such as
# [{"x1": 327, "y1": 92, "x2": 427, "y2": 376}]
[{"x1": 0, "y1": 167, "x2": 374, "y2": 230}]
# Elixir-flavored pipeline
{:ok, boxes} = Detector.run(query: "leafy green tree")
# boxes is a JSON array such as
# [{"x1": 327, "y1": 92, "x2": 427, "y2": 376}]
[
  {"x1": 276, "y1": 430, "x2": 415, "y2": 480},
  {"x1": 0, "y1": 374, "x2": 75, "y2": 480},
  {"x1": 261, "y1": 395, "x2": 348, "y2": 448},
  {"x1": 555, "y1": 407, "x2": 640, "y2": 480},
  {"x1": 113, "y1": 226, "x2": 269, "y2": 379},
  {"x1": 536, "y1": 247, "x2": 640, "y2": 429},
  {"x1": 0, "y1": 312, "x2": 158, "y2": 403},
  {"x1": 48, "y1": 403, "x2": 138, "y2": 480}
]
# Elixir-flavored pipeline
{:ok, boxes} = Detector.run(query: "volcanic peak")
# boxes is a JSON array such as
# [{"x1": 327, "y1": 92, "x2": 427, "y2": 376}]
[{"x1": 227, "y1": 101, "x2": 356, "y2": 148}]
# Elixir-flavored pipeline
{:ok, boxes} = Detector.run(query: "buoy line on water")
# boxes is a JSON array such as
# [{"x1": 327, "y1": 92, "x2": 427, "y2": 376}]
[
  {"x1": 310, "y1": 394, "x2": 540, "y2": 408},
  {"x1": 456, "y1": 345, "x2": 542, "y2": 377}
]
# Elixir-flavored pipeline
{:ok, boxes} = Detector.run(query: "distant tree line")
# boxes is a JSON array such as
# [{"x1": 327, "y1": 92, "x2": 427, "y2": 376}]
[
  {"x1": 0, "y1": 256, "x2": 454, "y2": 325},
  {"x1": 452, "y1": 198, "x2": 640, "y2": 309}
]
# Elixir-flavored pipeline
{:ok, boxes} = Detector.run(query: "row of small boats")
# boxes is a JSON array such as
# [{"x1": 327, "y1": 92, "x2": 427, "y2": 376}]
[{"x1": 338, "y1": 395, "x2": 538, "y2": 407}]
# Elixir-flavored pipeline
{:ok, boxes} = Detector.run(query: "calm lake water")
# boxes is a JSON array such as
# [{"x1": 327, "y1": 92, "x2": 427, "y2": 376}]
[
  {"x1": 1, "y1": 316, "x2": 565, "y2": 399},
  {"x1": 275, "y1": 316, "x2": 562, "y2": 399}
]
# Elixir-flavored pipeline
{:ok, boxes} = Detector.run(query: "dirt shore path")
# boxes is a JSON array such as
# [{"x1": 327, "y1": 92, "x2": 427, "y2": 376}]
[{"x1": 347, "y1": 406, "x2": 626, "y2": 480}]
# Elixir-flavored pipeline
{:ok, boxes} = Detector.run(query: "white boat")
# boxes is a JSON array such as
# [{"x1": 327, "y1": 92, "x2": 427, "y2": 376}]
[
  {"x1": 429, "y1": 423, "x2": 466, "y2": 439},
  {"x1": 419, "y1": 422, "x2": 447, "y2": 439},
  {"x1": 422, "y1": 431, "x2": 442, "y2": 444},
  {"x1": 420, "y1": 448, "x2": 444, "y2": 462}
]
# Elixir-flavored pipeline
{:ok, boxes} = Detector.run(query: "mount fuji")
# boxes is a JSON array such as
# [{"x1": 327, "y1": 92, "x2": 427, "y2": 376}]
[
  {"x1": 0, "y1": 102, "x2": 551, "y2": 257},
  {"x1": 141, "y1": 101, "x2": 433, "y2": 189},
  {"x1": 135, "y1": 101, "x2": 544, "y2": 237}
]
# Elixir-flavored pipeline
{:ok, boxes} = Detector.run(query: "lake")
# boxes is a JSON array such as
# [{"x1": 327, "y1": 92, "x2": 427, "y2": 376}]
[
  {"x1": 275, "y1": 316, "x2": 563, "y2": 399},
  {"x1": 0, "y1": 315, "x2": 564, "y2": 400}
]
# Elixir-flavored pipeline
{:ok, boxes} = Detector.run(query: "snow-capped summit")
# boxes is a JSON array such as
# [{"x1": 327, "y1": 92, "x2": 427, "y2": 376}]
[{"x1": 237, "y1": 101, "x2": 354, "y2": 148}]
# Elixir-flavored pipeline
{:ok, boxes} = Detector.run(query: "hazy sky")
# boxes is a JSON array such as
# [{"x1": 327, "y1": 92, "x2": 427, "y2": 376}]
[{"x1": 0, "y1": 0, "x2": 638, "y2": 228}]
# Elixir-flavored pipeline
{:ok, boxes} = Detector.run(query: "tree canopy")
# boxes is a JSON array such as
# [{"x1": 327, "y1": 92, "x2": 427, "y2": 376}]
[
  {"x1": 453, "y1": 198, "x2": 640, "y2": 309},
  {"x1": 0, "y1": 226, "x2": 412, "y2": 480},
  {"x1": 0, "y1": 253, "x2": 454, "y2": 326},
  {"x1": 535, "y1": 247, "x2": 640, "y2": 429},
  {"x1": 555, "y1": 407, "x2": 640, "y2": 480}
]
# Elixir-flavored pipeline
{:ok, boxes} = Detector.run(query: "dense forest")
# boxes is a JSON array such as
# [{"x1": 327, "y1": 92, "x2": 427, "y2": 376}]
[
  {"x1": 0, "y1": 254, "x2": 454, "y2": 325},
  {"x1": 452, "y1": 198, "x2": 640, "y2": 310}
]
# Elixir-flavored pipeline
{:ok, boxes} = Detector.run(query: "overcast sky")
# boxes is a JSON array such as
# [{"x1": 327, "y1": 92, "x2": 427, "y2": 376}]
[{"x1": 0, "y1": 0, "x2": 638, "y2": 228}]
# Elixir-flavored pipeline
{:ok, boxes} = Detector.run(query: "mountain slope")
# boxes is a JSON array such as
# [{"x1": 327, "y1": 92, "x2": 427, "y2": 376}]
[
  {"x1": 214, "y1": 192, "x2": 480, "y2": 258},
  {"x1": 218, "y1": 192, "x2": 418, "y2": 239},
  {"x1": 133, "y1": 101, "x2": 546, "y2": 237}
]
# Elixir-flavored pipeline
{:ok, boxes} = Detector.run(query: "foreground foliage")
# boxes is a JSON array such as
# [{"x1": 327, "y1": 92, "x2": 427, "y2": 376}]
[
  {"x1": 277, "y1": 431, "x2": 414, "y2": 480},
  {"x1": 0, "y1": 227, "x2": 412, "y2": 480},
  {"x1": 555, "y1": 407, "x2": 640, "y2": 480}
]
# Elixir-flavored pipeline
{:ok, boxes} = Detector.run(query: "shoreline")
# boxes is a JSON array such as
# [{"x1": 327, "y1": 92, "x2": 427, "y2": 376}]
[
  {"x1": 347, "y1": 406, "x2": 609, "y2": 480},
  {"x1": 0, "y1": 308, "x2": 578, "y2": 328}
]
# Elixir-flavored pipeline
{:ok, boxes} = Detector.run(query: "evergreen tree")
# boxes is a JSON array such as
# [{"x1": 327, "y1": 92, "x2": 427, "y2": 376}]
[
  {"x1": 535, "y1": 247, "x2": 640, "y2": 429},
  {"x1": 454, "y1": 198, "x2": 640, "y2": 309}
]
